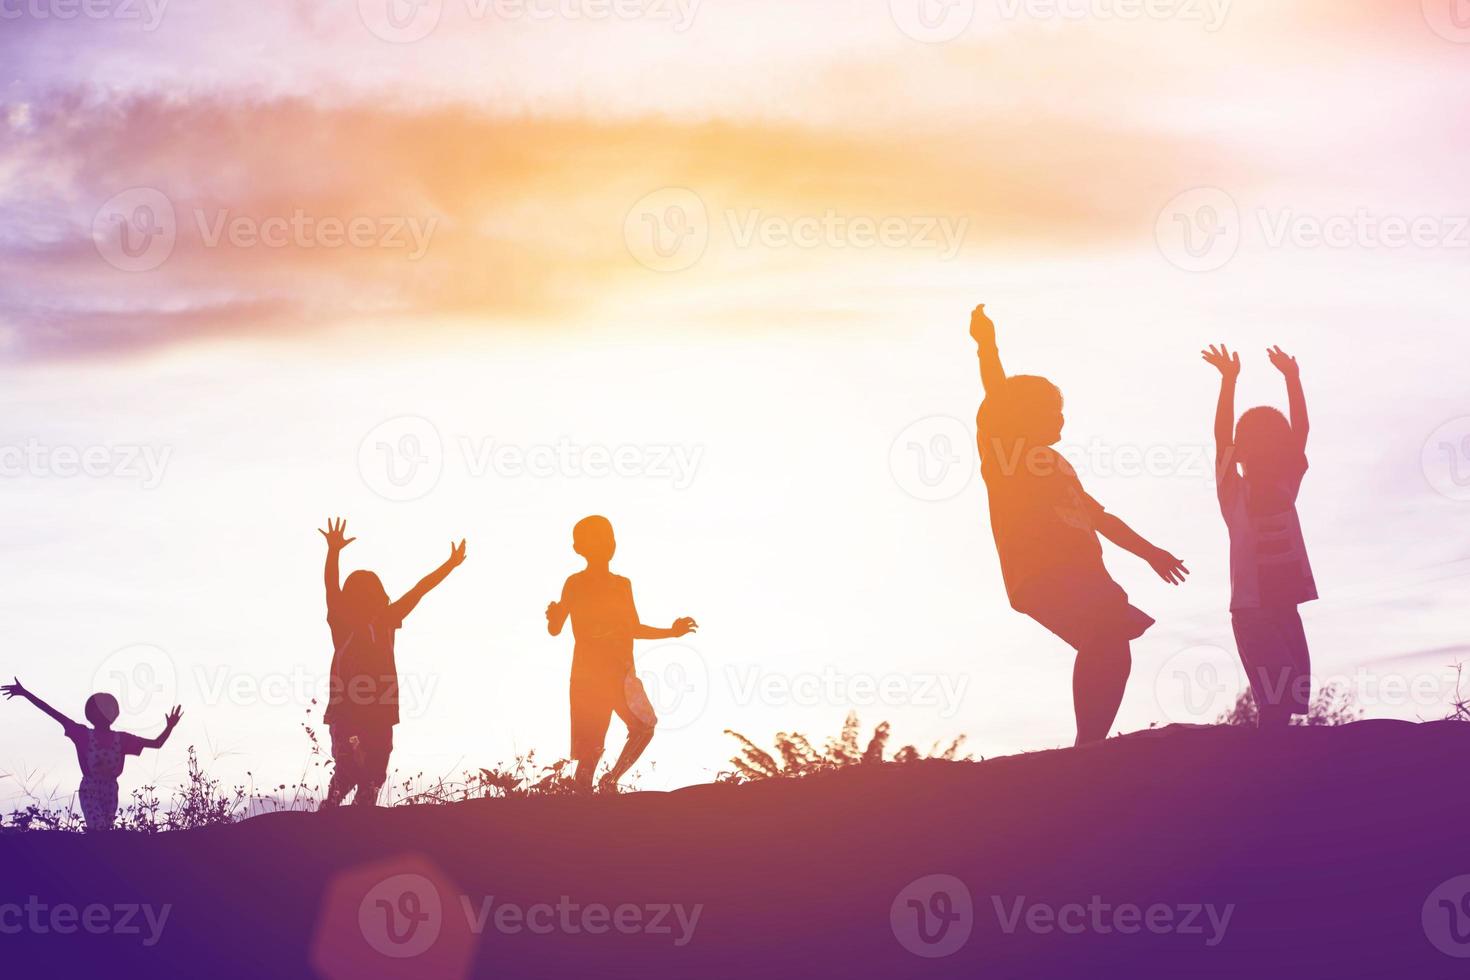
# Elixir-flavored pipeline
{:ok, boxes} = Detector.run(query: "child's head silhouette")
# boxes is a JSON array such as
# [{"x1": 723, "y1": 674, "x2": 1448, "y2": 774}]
[
  {"x1": 573, "y1": 515, "x2": 616, "y2": 563},
  {"x1": 1235, "y1": 406, "x2": 1297, "y2": 477},
  {"x1": 84, "y1": 693, "x2": 120, "y2": 729},
  {"x1": 979, "y1": 374, "x2": 1065, "y2": 448},
  {"x1": 341, "y1": 569, "x2": 390, "y2": 623}
]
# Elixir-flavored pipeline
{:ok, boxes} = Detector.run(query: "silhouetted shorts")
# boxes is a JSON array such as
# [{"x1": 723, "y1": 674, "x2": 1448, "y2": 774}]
[
  {"x1": 78, "y1": 776, "x2": 119, "y2": 833},
  {"x1": 329, "y1": 722, "x2": 394, "y2": 788},
  {"x1": 1232, "y1": 605, "x2": 1312, "y2": 714},
  {"x1": 570, "y1": 670, "x2": 657, "y2": 762},
  {"x1": 1016, "y1": 569, "x2": 1154, "y2": 651}
]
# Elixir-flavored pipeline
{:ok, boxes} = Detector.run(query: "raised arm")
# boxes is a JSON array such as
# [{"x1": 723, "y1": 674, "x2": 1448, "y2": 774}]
[
  {"x1": 1, "y1": 678, "x2": 80, "y2": 731},
  {"x1": 138, "y1": 705, "x2": 183, "y2": 750},
  {"x1": 391, "y1": 539, "x2": 467, "y2": 621},
  {"x1": 318, "y1": 517, "x2": 356, "y2": 608},
  {"x1": 1201, "y1": 344, "x2": 1240, "y2": 467},
  {"x1": 1268, "y1": 345, "x2": 1308, "y2": 449},
  {"x1": 970, "y1": 304, "x2": 1007, "y2": 399}
]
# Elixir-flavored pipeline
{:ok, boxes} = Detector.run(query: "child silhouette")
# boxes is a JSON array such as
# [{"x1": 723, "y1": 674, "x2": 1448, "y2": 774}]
[
  {"x1": 318, "y1": 517, "x2": 466, "y2": 808},
  {"x1": 1202, "y1": 344, "x2": 1317, "y2": 730},
  {"x1": 2, "y1": 679, "x2": 181, "y2": 832},
  {"x1": 970, "y1": 304, "x2": 1189, "y2": 745},
  {"x1": 546, "y1": 516, "x2": 697, "y2": 793}
]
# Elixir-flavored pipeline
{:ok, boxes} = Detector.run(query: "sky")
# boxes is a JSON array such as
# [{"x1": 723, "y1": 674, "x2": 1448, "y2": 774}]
[{"x1": 2, "y1": 0, "x2": 1470, "y2": 809}]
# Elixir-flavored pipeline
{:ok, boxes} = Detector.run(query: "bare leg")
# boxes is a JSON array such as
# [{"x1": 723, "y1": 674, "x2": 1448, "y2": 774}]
[
  {"x1": 600, "y1": 727, "x2": 655, "y2": 791},
  {"x1": 1073, "y1": 639, "x2": 1132, "y2": 746}
]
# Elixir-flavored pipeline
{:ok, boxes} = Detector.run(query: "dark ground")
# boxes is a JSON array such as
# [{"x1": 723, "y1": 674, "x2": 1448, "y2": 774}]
[{"x1": 4, "y1": 719, "x2": 1469, "y2": 978}]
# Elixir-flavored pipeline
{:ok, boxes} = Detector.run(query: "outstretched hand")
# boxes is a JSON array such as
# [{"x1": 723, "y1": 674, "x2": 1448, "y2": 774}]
[
  {"x1": 2, "y1": 677, "x2": 27, "y2": 700},
  {"x1": 1146, "y1": 548, "x2": 1190, "y2": 586},
  {"x1": 164, "y1": 705, "x2": 183, "y2": 729},
  {"x1": 671, "y1": 616, "x2": 699, "y2": 637},
  {"x1": 1267, "y1": 345, "x2": 1299, "y2": 378},
  {"x1": 318, "y1": 517, "x2": 356, "y2": 552},
  {"x1": 445, "y1": 539, "x2": 468, "y2": 569},
  {"x1": 969, "y1": 304, "x2": 996, "y2": 347},
  {"x1": 1201, "y1": 344, "x2": 1240, "y2": 380}
]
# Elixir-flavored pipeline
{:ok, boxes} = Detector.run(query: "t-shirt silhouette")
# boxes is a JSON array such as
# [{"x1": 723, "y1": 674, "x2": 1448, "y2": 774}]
[
  {"x1": 63, "y1": 724, "x2": 145, "y2": 780},
  {"x1": 324, "y1": 604, "x2": 406, "y2": 729},
  {"x1": 979, "y1": 440, "x2": 1111, "y2": 609},
  {"x1": 1218, "y1": 458, "x2": 1317, "y2": 610},
  {"x1": 563, "y1": 570, "x2": 638, "y2": 686}
]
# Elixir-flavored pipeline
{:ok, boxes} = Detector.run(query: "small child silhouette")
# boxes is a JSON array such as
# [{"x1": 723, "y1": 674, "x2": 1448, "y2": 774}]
[
  {"x1": 318, "y1": 517, "x2": 466, "y2": 808},
  {"x1": 546, "y1": 516, "x2": 697, "y2": 793},
  {"x1": 2, "y1": 679, "x2": 181, "y2": 832},
  {"x1": 969, "y1": 304, "x2": 1189, "y2": 745},
  {"x1": 1202, "y1": 344, "x2": 1317, "y2": 729}
]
